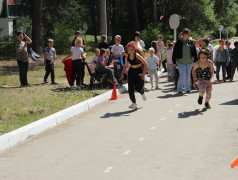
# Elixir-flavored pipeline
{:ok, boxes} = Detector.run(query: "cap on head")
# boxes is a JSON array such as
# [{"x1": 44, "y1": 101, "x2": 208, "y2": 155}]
[
  {"x1": 115, "y1": 35, "x2": 121, "y2": 39},
  {"x1": 48, "y1": 39, "x2": 54, "y2": 42}
]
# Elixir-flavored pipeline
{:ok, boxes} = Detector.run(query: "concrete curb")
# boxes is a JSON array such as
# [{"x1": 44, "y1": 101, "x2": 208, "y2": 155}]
[{"x1": 0, "y1": 70, "x2": 162, "y2": 152}]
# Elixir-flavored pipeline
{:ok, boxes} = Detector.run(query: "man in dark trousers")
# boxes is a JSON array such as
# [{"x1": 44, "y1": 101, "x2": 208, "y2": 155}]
[{"x1": 15, "y1": 31, "x2": 32, "y2": 87}]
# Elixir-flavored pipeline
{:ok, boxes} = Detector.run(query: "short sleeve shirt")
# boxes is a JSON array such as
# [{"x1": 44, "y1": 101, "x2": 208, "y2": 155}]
[
  {"x1": 70, "y1": 46, "x2": 84, "y2": 60},
  {"x1": 16, "y1": 41, "x2": 28, "y2": 62},
  {"x1": 44, "y1": 47, "x2": 56, "y2": 61},
  {"x1": 139, "y1": 40, "x2": 145, "y2": 48},
  {"x1": 111, "y1": 44, "x2": 124, "y2": 56},
  {"x1": 96, "y1": 56, "x2": 105, "y2": 70},
  {"x1": 147, "y1": 55, "x2": 159, "y2": 70},
  {"x1": 166, "y1": 49, "x2": 173, "y2": 64}
]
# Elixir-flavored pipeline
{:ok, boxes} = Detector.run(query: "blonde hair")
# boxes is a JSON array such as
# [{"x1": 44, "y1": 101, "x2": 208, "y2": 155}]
[
  {"x1": 75, "y1": 38, "x2": 82, "y2": 47},
  {"x1": 48, "y1": 39, "x2": 54, "y2": 42},
  {"x1": 149, "y1": 47, "x2": 155, "y2": 52}
]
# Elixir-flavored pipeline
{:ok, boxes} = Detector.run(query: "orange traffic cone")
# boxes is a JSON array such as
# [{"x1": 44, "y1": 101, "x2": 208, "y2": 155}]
[
  {"x1": 231, "y1": 158, "x2": 238, "y2": 168},
  {"x1": 110, "y1": 82, "x2": 117, "y2": 100}
]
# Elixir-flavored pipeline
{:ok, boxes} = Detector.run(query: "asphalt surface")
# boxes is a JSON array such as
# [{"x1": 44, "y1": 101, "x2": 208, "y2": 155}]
[{"x1": 0, "y1": 39, "x2": 238, "y2": 180}]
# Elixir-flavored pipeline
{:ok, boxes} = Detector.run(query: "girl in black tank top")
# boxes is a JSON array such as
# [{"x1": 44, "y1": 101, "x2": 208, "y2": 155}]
[
  {"x1": 120, "y1": 42, "x2": 148, "y2": 109},
  {"x1": 192, "y1": 49, "x2": 214, "y2": 109}
]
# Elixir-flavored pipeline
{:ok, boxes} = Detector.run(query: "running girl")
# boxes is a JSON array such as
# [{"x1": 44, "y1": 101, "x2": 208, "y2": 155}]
[
  {"x1": 120, "y1": 42, "x2": 148, "y2": 109},
  {"x1": 192, "y1": 49, "x2": 214, "y2": 109}
]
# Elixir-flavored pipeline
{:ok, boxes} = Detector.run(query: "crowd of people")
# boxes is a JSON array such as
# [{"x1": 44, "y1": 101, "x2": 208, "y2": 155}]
[{"x1": 15, "y1": 28, "x2": 238, "y2": 109}]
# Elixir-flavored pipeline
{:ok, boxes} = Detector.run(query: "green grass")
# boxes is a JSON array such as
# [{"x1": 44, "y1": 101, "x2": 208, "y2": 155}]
[{"x1": 0, "y1": 57, "x2": 108, "y2": 135}]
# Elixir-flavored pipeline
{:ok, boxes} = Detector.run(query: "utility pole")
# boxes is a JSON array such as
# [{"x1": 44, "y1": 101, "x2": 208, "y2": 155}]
[{"x1": 100, "y1": 0, "x2": 107, "y2": 36}]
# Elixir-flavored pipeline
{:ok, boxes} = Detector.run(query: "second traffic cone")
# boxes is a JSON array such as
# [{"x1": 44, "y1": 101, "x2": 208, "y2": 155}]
[
  {"x1": 231, "y1": 158, "x2": 238, "y2": 168},
  {"x1": 110, "y1": 82, "x2": 117, "y2": 100}
]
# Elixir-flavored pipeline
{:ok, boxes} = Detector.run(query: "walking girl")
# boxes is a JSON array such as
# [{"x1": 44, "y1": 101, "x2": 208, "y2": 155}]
[
  {"x1": 120, "y1": 42, "x2": 148, "y2": 109},
  {"x1": 192, "y1": 49, "x2": 214, "y2": 109}
]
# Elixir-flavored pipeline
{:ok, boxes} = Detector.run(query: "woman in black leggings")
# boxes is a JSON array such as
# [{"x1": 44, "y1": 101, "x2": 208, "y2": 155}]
[{"x1": 121, "y1": 42, "x2": 148, "y2": 109}]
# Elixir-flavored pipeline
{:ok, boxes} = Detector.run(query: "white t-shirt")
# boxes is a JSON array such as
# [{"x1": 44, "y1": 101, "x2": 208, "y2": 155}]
[
  {"x1": 111, "y1": 44, "x2": 124, "y2": 56},
  {"x1": 208, "y1": 43, "x2": 213, "y2": 52},
  {"x1": 166, "y1": 49, "x2": 173, "y2": 64},
  {"x1": 92, "y1": 56, "x2": 98, "y2": 63},
  {"x1": 70, "y1": 46, "x2": 84, "y2": 60},
  {"x1": 139, "y1": 40, "x2": 145, "y2": 48}
]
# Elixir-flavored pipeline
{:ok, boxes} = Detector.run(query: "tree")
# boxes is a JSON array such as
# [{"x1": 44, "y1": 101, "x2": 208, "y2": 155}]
[
  {"x1": 128, "y1": 0, "x2": 140, "y2": 33},
  {"x1": 32, "y1": 0, "x2": 42, "y2": 53},
  {"x1": 152, "y1": 0, "x2": 157, "y2": 27},
  {"x1": 100, "y1": 0, "x2": 107, "y2": 36}
]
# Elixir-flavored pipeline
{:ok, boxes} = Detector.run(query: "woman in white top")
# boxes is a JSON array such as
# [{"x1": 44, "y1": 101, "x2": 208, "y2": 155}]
[{"x1": 62, "y1": 38, "x2": 86, "y2": 90}]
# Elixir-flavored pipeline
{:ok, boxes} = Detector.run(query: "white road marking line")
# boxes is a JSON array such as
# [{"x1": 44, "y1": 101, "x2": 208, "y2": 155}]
[
  {"x1": 103, "y1": 167, "x2": 113, "y2": 173},
  {"x1": 123, "y1": 150, "x2": 132, "y2": 155},
  {"x1": 150, "y1": 127, "x2": 156, "y2": 130},
  {"x1": 160, "y1": 118, "x2": 166, "y2": 121},
  {"x1": 139, "y1": 137, "x2": 145, "y2": 141}
]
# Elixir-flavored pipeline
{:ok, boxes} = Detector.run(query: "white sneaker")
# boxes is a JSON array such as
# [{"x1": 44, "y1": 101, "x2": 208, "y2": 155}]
[
  {"x1": 142, "y1": 94, "x2": 147, "y2": 101},
  {"x1": 129, "y1": 103, "x2": 137, "y2": 109},
  {"x1": 76, "y1": 85, "x2": 80, "y2": 90},
  {"x1": 70, "y1": 85, "x2": 74, "y2": 90}
]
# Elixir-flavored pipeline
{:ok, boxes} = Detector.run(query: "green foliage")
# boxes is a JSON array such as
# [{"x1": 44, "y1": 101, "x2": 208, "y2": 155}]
[{"x1": 52, "y1": 23, "x2": 74, "y2": 54}]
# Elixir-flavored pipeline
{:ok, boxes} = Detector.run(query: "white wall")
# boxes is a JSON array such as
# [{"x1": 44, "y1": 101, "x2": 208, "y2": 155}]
[{"x1": 0, "y1": 18, "x2": 13, "y2": 36}]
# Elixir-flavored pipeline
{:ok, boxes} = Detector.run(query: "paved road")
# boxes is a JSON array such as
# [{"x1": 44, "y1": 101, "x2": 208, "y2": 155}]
[{"x1": 1, "y1": 39, "x2": 238, "y2": 180}]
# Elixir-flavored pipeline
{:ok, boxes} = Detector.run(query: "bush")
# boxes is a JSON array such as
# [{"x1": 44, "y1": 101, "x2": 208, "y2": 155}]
[{"x1": 52, "y1": 22, "x2": 74, "y2": 54}]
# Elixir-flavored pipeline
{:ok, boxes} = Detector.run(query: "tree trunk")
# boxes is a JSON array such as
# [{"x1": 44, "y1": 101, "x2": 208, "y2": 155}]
[
  {"x1": 32, "y1": 0, "x2": 42, "y2": 54},
  {"x1": 91, "y1": 0, "x2": 98, "y2": 44},
  {"x1": 100, "y1": 0, "x2": 107, "y2": 36},
  {"x1": 128, "y1": 0, "x2": 140, "y2": 32},
  {"x1": 152, "y1": 0, "x2": 157, "y2": 27}
]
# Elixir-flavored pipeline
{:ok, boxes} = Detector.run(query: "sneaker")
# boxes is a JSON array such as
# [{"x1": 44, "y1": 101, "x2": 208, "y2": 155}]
[
  {"x1": 142, "y1": 94, "x2": 147, "y2": 101},
  {"x1": 217, "y1": 79, "x2": 222, "y2": 83},
  {"x1": 76, "y1": 85, "x2": 80, "y2": 90},
  {"x1": 186, "y1": 91, "x2": 191, "y2": 93},
  {"x1": 223, "y1": 79, "x2": 226, "y2": 83},
  {"x1": 129, "y1": 103, "x2": 137, "y2": 109},
  {"x1": 44, "y1": 80, "x2": 48, "y2": 84},
  {"x1": 178, "y1": 91, "x2": 183, "y2": 94},
  {"x1": 70, "y1": 85, "x2": 74, "y2": 90},
  {"x1": 51, "y1": 82, "x2": 58, "y2": 85},
  {"x1": 198, "y1": 96, "x2": 203, "y2": 105},
  {"x1": 155, "y1": 87, "x2": 161, "y2": 90},
  {"x1": 205, "y1": 102, "x2": 211, "y2": 109}
]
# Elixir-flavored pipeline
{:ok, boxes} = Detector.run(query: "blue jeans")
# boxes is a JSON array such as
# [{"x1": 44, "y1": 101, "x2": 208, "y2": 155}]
[
  {"x1": 216, "y1": 62, "x2": 226, "y2": 80},
  {"x1": 177, "y1": 63, "x2": 194, "y2": 92}
]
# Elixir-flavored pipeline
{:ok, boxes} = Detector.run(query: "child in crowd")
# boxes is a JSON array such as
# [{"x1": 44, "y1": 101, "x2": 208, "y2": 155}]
[
  {"x1": 151, "y1": 41, "x2": 160, "y2": 66},
  {"x1": 156, "y1": 35, "x2": 165, "y2": 64},
  {"x1": 214, "y1": 39, "x2": 230, "y2": 83},
  {"x1": 62, "y1": 38, "x2": 86, "y2": 90},
  {"x1": 166, "y1": 43, "x2": 174, "y2": 82},
  {"x1": 111, "y1": 35, "x2": 125, "y2": 86},
  {"x1": 15, "y1": 31, "x2": 32, "y2": 87},
  {"x1": 192, "y1": 49, "x2": 214, "y2": 109},
  {"x1": 147, "y1": 48, "x2": 160, "y2": 90},
  {"x1": 161, "y1": 40, "x2": 171, "y2": 72},
  {"x1": 96, "y1": 48, "x2": 117, "y2": 83},
  {"x1": 98, "y1": 35, "x2": 109, "y2": 49},
  {"x1": 92, "y1": 48, "x2": 100, "y2": 63},
  {"x1": 231, "y1": 41, "x2": 238, "y2": 81},
  {"x1": 44, "y1": 39, "x2": 57, "y2": 84}
]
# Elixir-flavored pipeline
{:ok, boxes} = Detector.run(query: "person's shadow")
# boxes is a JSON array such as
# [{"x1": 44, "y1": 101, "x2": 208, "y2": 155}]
[
  {"x1": 178, "y1": 108, "x2": 207, "y2": 118},
  {"x1": 100, "y1": 108, "x2": 141, "y2": 118}
]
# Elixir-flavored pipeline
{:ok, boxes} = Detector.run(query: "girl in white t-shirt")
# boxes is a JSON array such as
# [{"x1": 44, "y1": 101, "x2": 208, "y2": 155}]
[
  {"x1": 166, "y1": 43, "x2": 174, "y2": 82},
  {"x1": 62, "y1": 38, "x2": 86, "y2": 90}
]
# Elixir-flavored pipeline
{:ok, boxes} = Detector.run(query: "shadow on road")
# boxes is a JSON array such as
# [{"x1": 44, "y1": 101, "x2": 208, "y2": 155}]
[
  {"x1": 157, "y1": 93, "x2": 187, "y2": 99},
  {"x1": 178, "y1": 108, "x2": 207, "y2": 118},
  {"x1": 220, "y1": 99, "x2": 238, "y2": 105},
  {"x1": 100, "y1": 108, "x2": 141, "y2": 118}
]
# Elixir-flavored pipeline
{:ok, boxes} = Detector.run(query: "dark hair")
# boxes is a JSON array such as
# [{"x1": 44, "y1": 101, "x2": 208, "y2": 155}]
[
  {"x1": 234, "y1": 41, "x2": 238, "y2": 47},
  {"x1": 202, "y1": 38, "x2": 210, "y2": 46},
  {"x1": 151, "y1": 41, "x2": 158, "y2": 54},
  {"x1": 100, "y1": 48, "x2": 106, "y2": 56},
  {"x1": 16, "y1": 31, "x2": 23, "y2": 37},
  {"x1": 133, "y1": 31, "x2": 141, "y2": 40},
  {"x1": 182, "y1": 28, "x2": 190, "y2": 35},
  {"x1": 101, "y1": 35, "x2": 107, "y2": 42},
  {"x1": 198, "y1": 49, "x2": 210, "y2": 59}
]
